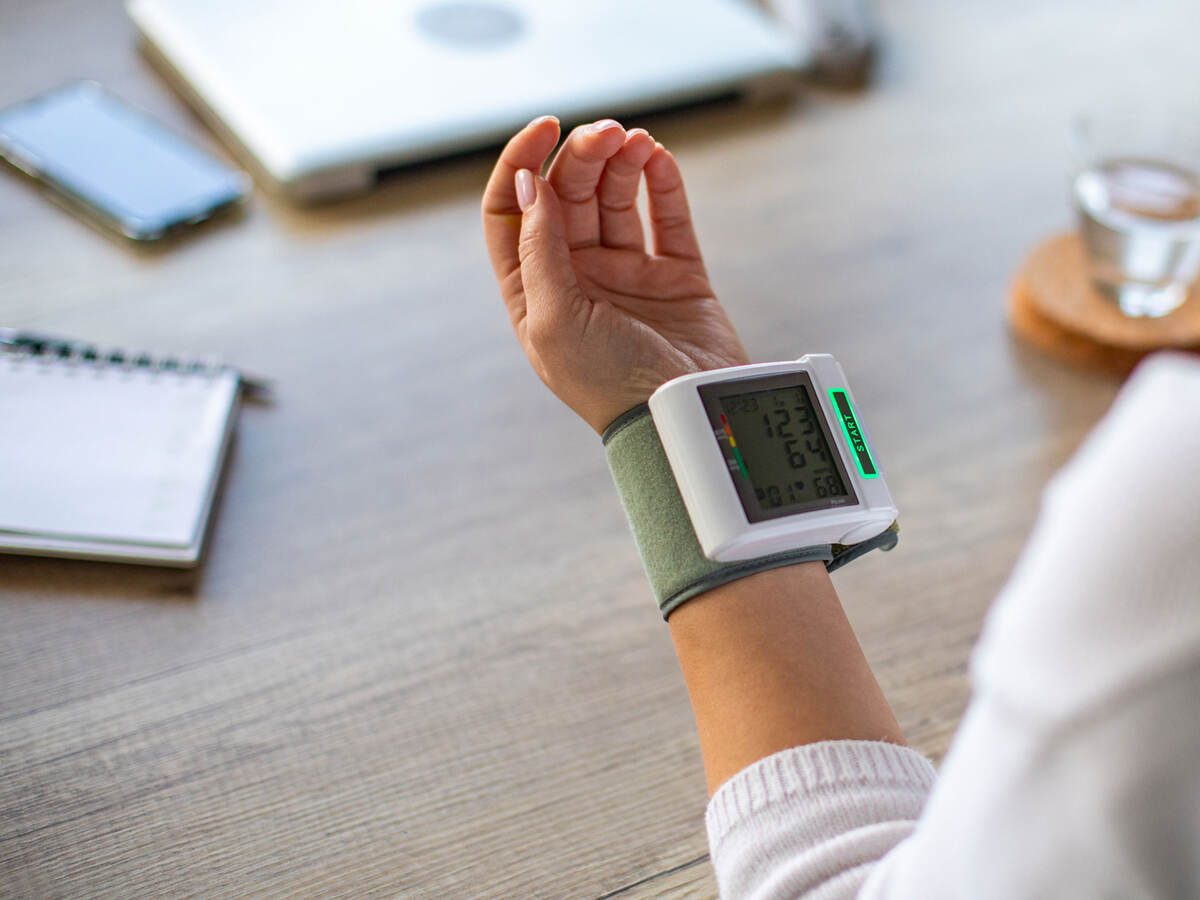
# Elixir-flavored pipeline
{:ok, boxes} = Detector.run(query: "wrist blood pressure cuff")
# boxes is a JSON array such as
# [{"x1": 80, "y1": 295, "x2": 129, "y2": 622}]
[{"x1": 604, "y1": 404, "x2": 898, "y2": 619}]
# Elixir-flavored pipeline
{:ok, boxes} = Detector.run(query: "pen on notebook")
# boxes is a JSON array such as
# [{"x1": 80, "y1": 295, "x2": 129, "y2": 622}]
[{"x1": 0, "y1": 328, "x2": 272, "y2": 397}]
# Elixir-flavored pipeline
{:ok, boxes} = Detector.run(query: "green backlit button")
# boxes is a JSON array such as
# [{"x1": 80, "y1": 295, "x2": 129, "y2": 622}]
[{"x1": 830, "y1": 390, "x2": 878, "y2": 479}]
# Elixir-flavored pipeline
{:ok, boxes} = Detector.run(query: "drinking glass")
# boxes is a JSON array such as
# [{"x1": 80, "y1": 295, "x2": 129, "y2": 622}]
[{"x1": 1072, "y1": 109, "x2": 1200, "y2": 318}]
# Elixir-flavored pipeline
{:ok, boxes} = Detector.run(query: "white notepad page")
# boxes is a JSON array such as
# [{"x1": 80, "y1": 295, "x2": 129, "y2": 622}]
[{"x1": 0, "y1": 355, "x2": 238, "y2": 558}]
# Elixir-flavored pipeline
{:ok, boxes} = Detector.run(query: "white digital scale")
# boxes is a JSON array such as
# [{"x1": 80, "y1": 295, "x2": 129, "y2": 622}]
[{"x1": 649, "y1": 355, "x2": 896, "y2": 562}]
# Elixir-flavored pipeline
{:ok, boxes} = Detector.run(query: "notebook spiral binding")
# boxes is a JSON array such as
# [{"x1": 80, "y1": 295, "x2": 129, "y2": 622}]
[
  {"x1": 1, "y1": 328, "x2": 221, "y2": 375},
  {"x1": 0, "y1": 328, "x2": 270, "y2": 396}
]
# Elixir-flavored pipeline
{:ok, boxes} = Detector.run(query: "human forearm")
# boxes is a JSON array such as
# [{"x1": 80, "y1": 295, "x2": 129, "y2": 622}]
[
  {"x1": 669, "y1": 561, "x2": 906, "y2": 795},
  {"x1": 481, "y1": 115, "x2": 906, "y2": 795}
]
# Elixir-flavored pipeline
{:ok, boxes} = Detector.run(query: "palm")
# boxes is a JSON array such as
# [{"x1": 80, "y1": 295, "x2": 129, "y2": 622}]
[{"x1": 572, "y1": 246, "x2": 747, "y2": 394}]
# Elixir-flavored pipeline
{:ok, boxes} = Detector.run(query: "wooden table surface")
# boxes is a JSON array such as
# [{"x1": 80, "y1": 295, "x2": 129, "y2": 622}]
[{"x1": 2, "y1": 1, "x2": 1194, "y2": 896}]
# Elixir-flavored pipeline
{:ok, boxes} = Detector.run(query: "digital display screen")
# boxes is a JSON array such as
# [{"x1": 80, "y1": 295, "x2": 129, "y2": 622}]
[{"x1": 698, "y1": 373, "x2": 856, "y2": 523}]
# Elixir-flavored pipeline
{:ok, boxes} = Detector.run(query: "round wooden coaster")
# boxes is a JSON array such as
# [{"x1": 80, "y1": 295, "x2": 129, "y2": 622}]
[
  {"x1": 1018, "y1": 232, "x2": 1200, "y2": 351},
  {"x1": 1008, "y1": 275, "x2": 1148, "y2": 376}
]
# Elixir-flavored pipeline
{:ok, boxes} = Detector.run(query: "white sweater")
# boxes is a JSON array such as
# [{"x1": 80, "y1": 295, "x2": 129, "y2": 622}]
[{"x1": 706, "y1": 353, "x2": 1200, "y2": 899}]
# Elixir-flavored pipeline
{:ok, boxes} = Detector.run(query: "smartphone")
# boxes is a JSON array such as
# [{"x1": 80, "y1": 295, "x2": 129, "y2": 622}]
[{"x1": 0, "y1": 81, "x2": 249, "y2": 242}]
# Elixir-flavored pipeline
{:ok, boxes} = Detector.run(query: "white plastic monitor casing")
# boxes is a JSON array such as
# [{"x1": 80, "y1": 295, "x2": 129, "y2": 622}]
[{"x1": 648, "y1": 355, "x2": 897, "y2": 562}]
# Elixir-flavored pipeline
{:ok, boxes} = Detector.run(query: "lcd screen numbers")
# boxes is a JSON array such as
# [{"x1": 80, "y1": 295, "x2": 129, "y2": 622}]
[{"x1": 699, "y1": 375, "x2": 855, "y2": 522}]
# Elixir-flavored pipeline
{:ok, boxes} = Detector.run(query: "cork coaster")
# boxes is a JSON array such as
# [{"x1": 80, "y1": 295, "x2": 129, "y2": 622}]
[{"x1": 1007, "y1": 232, "x2": 1200, "y2": 375}]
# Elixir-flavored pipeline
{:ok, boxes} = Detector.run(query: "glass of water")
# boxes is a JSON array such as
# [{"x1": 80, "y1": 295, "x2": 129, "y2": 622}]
[{"x1": 1072, "y1": 109, "x2": 1200, "y2": 317}]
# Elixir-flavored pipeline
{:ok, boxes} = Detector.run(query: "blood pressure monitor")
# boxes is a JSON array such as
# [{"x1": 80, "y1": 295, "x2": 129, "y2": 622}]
[{"x1": 648, "y1": 355, "x2": 897, "y2": 562}]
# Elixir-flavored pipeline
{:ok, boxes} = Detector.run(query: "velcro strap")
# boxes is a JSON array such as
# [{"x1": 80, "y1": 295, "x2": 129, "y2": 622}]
[{"x1": 605, "y1": 404, "x2": 899, "y2": 619}]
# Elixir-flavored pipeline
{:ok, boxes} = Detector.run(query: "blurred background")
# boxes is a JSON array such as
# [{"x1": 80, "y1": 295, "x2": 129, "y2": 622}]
[{"x1": 2, "y1": 1, "x2": 1198, "y2": 897}]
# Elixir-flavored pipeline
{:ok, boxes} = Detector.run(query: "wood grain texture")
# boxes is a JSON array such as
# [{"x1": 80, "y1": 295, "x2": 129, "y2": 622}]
[{"x1": 3, "y1": 0, "x2": 1197, "y2": 896}]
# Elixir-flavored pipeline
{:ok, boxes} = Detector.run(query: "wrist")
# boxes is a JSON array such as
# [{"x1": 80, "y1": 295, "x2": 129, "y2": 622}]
[
  {"x1": 602, "y1": 360, "x2": 900, "y2": 618},
  {"x1": 603, "y1": 403, "x2": 836, "y2": 618},
  {"x1": 585, "y1": 358, "x2": 751, "y2": 435}
]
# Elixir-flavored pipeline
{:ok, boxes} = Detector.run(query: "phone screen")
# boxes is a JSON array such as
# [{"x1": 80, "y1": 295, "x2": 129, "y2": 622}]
[{"x1": 0, "y1": 82, "x2": 247, "y2": 240}]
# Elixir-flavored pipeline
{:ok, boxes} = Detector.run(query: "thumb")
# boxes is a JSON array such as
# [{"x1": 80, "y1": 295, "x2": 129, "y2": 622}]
[{"x1": 515, "y1": 170, "x2": 585, "y2": 339}]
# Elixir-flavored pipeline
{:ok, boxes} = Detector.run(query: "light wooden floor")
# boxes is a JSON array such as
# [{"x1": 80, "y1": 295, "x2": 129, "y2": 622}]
[{"x1": 2, "y1": 1, "x2": 1195, "y2": 896}]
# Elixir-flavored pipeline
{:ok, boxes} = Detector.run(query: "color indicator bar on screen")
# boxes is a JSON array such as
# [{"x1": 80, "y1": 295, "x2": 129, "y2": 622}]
[
  {"x1": 719, "y1": 414, "x2": 749, "y2": 478},
  {"x1": 829, "y1": 390, "x2": 879, "y2": 479}
]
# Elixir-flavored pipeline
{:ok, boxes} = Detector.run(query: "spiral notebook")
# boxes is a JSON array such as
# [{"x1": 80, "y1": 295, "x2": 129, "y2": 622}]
[{"x1": 0, "y1": 337, "x2": 241, "y2": 566}]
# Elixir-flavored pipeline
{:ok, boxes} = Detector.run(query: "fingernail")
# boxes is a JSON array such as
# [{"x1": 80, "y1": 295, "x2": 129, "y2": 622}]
[
  {"x1": 528, "y1": 114, "x2": 557, "y2": 128},
  {"x1": 587, "y1": 119, "x2": 621, "y2": 134},
  {"x1": 515, "y1": 168, "x2": 535, "y2": 211},
  {"x1": 627, "y1": 128, "x2": 650, "y2": 139}
]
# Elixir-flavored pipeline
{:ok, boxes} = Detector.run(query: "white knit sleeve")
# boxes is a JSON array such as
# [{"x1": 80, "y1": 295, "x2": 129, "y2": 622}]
[
  {"x1": 858, "y1": 353, "x2": 1200, "y2": 898},
  {"x1": 705, "y1": 740, "x2": 937, "y2": 900}
]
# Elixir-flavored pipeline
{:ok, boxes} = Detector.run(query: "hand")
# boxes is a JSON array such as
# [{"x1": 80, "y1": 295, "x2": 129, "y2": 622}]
[{"x1": 482, "y1": 116, "x2": 749, "y2": 434}]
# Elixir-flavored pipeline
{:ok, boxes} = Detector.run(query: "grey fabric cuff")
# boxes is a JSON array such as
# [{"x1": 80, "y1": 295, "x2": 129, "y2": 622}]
[{"x1": 603, "y1": 404, "x2": 897, "y2": 619}]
